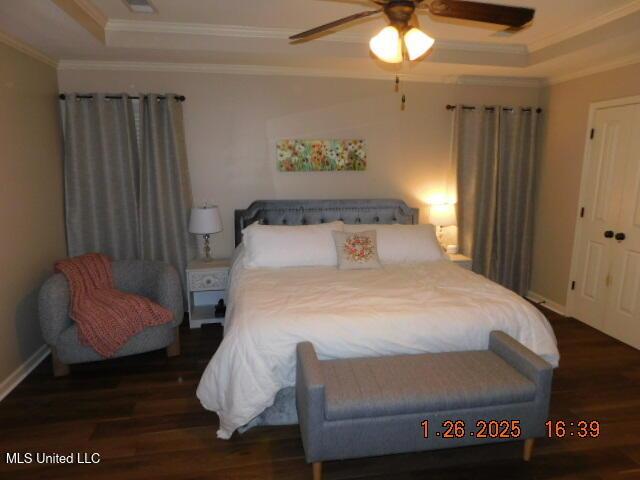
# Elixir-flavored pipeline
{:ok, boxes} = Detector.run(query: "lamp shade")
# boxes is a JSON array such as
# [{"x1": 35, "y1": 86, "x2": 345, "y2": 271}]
[
  {"x1": 369, "y1": 26, "x2": 403, "y2": 64},
  {"x1": 404, "y1": 28, "x2": 435, "y2": 61},
  {"x1": 428, "y1": 203, "x2": 456, "y2": 227},
  {"x1": 189, "y1": 206, "x2": 222, "y2": 234}
]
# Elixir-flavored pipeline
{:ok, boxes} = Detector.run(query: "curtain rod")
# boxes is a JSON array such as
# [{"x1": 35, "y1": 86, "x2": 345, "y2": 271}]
[
  {"x1": 446, "y1": 105, "x2": 542, "y2": 113},
  {"x1": 58, "y1": 94, "x2": 186, "y2": 102}
]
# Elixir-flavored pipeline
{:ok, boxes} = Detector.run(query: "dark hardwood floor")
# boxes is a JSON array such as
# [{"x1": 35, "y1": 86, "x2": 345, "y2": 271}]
[{"x1": 2, "y1": 307, "x2": 640, "y2": 479}]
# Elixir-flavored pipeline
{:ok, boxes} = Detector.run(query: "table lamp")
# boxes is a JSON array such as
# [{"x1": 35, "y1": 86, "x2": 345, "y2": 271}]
[
  {"x1": 428, "y1": 203, "x2": 457, "y2": 249},
  {"x1": 189, "y1": 206, "x2": 222, "y2": 262}
]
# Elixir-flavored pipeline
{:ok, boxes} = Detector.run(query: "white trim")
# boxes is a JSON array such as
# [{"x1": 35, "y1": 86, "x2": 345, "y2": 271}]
[
  {"x1": 106, "y1": 19, "x2": 529, "y2": 56},
  {"x1": 106, "y1": 20, "x2": 365, "y2": 43},
  {"x1": 57, "y1": 59, "x2": 542, "y2": 87},
  {"x1": 74, "y1": 0, "x2": 108, "y2": 28},
  {"x1": 51, "y1": 0, "x2": 108, "y2": 43},
  {"x1": 57, "y1": 60, "x2": 433, "y2": 81},
  {"x1": 526, "y1": 291, "x2": 566, "y2": 316},
  {"x1": 579, "y1": 95, "x2": 640, "y2": 111},
  {"x1": 529, "y1": 0, "x2": 640, "y2": 52},
  {"x1": 547, "y1": 53, "x2": 640, "y2": 86},
  {"x1": 565, "y1": 95, "x2": 640, "y2": 319},
  {"x1": 454, "y1": 75, "x2": 543, "y2": 88},
  {"x1": 0, "y1": 30, "x2": 57, "y2": 67},
  {"x1": 435, "y1": 40, "x2": 527, "y2": 56},
  {"x1": 0, "y1": 345, "x2": 50, "y2": 402}
]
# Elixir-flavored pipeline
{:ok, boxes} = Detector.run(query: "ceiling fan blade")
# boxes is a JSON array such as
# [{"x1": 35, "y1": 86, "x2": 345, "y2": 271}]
[
  {"x1": 427, "y1": 0, "x2": 535, "y2": 28},
  {"x1": 289, "y1": 9, "x2": 382, "y2": 40}
]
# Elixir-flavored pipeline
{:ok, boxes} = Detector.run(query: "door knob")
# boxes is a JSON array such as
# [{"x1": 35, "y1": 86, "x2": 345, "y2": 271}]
[
  {"x1": 604, "y1": 230, "x2": 614, "y2": 238},
  {"x1": 615, "y1": 232, "x2": 626, "y2": 241}
]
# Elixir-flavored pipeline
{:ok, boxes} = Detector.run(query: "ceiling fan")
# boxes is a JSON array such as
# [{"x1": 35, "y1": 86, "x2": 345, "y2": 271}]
[{"x1": 290, "y1": 0, "x2": 535, "y2": 63}]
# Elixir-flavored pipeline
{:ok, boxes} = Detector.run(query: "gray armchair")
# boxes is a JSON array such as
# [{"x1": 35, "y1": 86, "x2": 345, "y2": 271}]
[{"x1": 38, "y1": 260, "x2": 184, "y2": 376}]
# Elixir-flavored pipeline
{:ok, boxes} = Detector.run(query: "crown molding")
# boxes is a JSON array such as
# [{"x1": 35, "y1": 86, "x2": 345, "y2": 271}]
[
  {"x1": 546, "y1": 52, "x2": 640, "y2": 85},
  {"x1": 454, "y1": 75, "x2": 544, "y2": 88},
  {"x1": 57, "y1": 59, "x2": 544, "y2": 88},
  {"x1": 435, "y1": 40, "x2": 527, "y2": 55},
  {"x1": 57, "y1": 59, "x2": 435, "y2": 81},
  {"x1": 52, "y1": 0, "x2": 108, "y2": 43},
  {"x1": 105, "y1": 19, "x2": 529, "y2": 57},
  {"x1": 0, "y1": 30, "x2": 57, "y2": 67},
  {"x1": 74, "y1": 0, "x2": 108, "y2": 28},
  {"x1": 529, "y1": 0, "x2": 640, "y2": 52},
  {"x1": 106, "y1": 20, "x2": 365, "y2": 43}
]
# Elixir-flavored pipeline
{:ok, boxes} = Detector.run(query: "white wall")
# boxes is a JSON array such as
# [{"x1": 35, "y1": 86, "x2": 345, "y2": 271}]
[{"x1": 58, "y1": 69, "x2": 540, "y2": 258}]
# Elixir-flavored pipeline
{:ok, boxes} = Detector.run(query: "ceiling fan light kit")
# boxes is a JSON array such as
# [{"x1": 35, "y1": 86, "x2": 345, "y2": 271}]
[{"x1": 369, "y1": 25, "x2": 435, "y2": 63}]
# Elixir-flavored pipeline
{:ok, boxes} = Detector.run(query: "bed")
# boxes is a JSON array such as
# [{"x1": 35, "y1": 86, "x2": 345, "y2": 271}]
[{"x1": 196, "y1": 199, "x2": 560, "y2": 439}]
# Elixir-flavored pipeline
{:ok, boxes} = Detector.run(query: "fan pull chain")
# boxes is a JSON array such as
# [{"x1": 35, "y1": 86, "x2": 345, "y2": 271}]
[{"x1": 393, "y1": 76, "x2": 406, "y2": 111}]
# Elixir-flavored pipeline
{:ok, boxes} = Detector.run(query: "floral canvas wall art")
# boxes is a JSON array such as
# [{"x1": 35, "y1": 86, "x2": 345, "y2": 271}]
[{"x1": 277, "y1": 139, "x2": 367, "y2": 172}]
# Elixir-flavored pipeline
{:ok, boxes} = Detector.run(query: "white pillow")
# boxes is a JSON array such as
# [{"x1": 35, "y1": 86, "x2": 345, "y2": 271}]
[
  {"x1": 242, "y1": 221, "x2": 344, "y2": 268},
  {"x1": 343, "y1": 224, "x2": 444, "y2": 264}
]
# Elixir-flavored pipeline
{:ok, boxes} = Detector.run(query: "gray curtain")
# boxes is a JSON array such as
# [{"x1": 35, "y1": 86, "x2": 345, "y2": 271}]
[
  {"x1": 63, "y1": 94, "x2": 141, "y2": 259},
  {"x1": 139, "y1": 94, "x2": 196, "y2": 298},
  {"x1": 62, "y1": 93, "x2": 195, "y2": 302},
  {"x1": 455, "y1": 106, "x2": 539, "y2": 295}
]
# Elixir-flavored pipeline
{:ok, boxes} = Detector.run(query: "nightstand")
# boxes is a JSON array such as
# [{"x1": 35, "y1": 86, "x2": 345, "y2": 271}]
[
  {"x1": 448, "y1": 253, "x2": 472, "y2": 271},
  {"x1": 186, "y1": 259, "x2": 231, "y2": 329}
]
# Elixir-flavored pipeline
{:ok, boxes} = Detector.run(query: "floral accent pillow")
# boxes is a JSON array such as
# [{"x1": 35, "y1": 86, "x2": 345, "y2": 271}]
[{"x1": 332, "y1": 230, "x2": 382, "y2": 270}]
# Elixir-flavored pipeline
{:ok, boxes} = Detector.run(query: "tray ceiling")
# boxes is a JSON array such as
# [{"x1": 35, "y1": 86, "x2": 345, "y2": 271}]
[{"x1": 0, "y1": 0, "x2": 639, "y2": 84}]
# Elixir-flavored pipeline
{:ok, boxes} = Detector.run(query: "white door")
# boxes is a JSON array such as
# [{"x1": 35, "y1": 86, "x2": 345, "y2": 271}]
[
  {"x1": 571, "y1": 103, "x2": 640, "y2": 348},
  {"x1": 570, "y1": 104, "x2": 637, "y2": 330},
  {"x1": 602, "y1": 104, "x2": 640, "y2": 348}
]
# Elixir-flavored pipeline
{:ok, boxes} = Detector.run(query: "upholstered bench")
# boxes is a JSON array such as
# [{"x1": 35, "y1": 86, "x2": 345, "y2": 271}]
[{"x1": 296, "y1": 331, "x2": 553, "y2": 480}]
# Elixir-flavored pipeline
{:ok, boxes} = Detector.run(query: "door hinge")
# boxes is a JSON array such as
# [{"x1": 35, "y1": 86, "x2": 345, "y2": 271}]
[
  {"x1": 590, "y1": 128, "x2": 595, "y2": 139},
  {"x1": 580, "y1": 207, "x2": 585, "y2": 218},
  {"x1": 571, "y1": 281, "x2": 576, "y2": 290}
]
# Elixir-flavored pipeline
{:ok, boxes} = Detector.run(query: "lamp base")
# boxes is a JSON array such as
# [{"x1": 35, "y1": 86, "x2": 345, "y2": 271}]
[
  {"x1": 202, "y1": 234, "x2": 215, "y2": 262},
  {"x1": 437, "y1": 225, "x2": 445, "y2": 250}
]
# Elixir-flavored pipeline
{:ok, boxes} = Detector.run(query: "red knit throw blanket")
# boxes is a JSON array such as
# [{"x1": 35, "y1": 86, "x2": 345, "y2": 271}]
[{"x1": 55, "y1": 253, "x2": 173, "y2": 358}]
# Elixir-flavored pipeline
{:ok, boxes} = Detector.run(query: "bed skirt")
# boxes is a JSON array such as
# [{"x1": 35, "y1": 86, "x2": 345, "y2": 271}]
[{"x1": 238, "y1": 387, "x2": 298, "y2": 433}]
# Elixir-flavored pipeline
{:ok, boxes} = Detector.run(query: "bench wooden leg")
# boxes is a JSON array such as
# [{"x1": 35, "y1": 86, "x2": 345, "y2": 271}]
[
  {"x1": 523, "y1": 438, "x2": 535, "y2": 461},
  {"x1": 312, "y1": 462, "x2": 322, "y2": 480},
  {"x1": 166, "y1": 327, "x2": 180, "y2": 357},
  {"x1": 51, "y1": 349, "x2": 69, "y2": 377}
]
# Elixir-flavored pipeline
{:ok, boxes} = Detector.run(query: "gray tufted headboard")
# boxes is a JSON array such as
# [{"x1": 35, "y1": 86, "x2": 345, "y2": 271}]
[{"x1": 234, "y1": 199, "x2": 419, "y2": 246}]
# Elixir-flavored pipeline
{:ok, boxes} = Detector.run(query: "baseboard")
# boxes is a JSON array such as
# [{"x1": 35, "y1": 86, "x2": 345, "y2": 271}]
[
  {"x1": 526, "y1": 291, "x2": 567, "y2": 316},
  {"x1": 0, "y1": 345, "x2": 50, "y2": 402}
]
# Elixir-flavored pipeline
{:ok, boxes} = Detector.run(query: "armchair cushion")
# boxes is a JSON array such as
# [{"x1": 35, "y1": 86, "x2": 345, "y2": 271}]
[{"x1": 112, "y1": 260, "x2": 183, "y2": 328}]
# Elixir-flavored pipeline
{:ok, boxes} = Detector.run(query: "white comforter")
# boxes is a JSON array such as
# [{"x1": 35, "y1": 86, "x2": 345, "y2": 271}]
[{"x1": 196, "y1": 250, "x2": 560, "y2": 439}]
